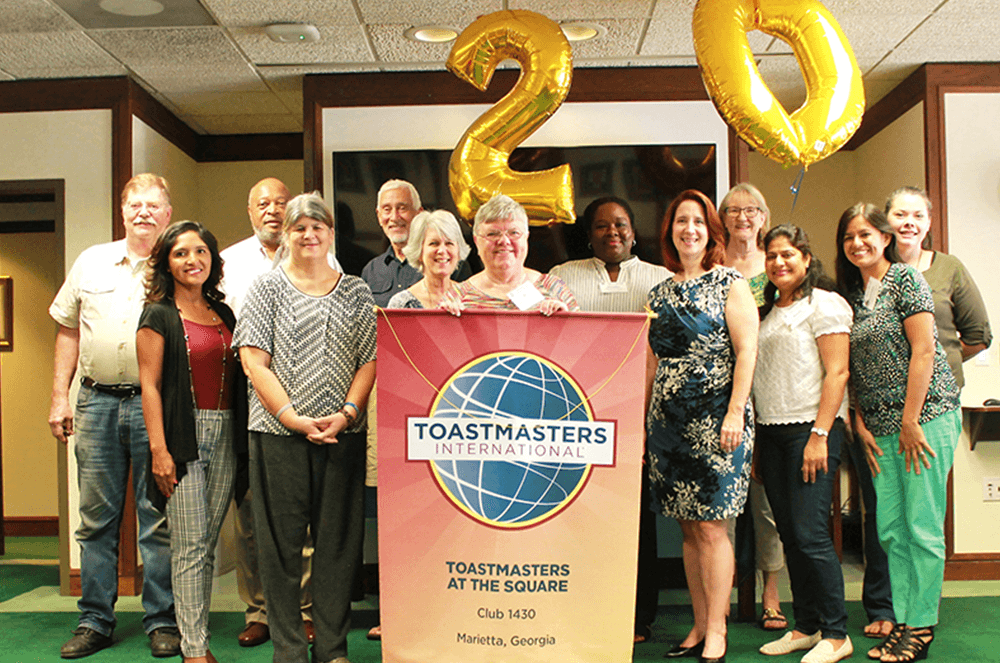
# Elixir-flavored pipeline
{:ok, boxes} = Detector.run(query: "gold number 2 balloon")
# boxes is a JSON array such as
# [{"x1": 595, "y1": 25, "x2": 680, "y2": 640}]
[
  {"x1": 447, "y1": 10, "x2": 575, "y2": 225},
  {"x1": 693, "y1": 0, "x2": 865, "y2": 168}
]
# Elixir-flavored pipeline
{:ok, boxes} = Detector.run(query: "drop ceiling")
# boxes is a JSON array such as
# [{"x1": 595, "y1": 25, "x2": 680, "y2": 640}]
[{"x1": 1, "y1": 0, "x2": 997, "y2": 136}]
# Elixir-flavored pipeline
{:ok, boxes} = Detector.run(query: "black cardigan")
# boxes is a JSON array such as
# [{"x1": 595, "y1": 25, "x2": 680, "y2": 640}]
[{"x1": 138, "y1": 298, "x2": 249, "y2": 511}]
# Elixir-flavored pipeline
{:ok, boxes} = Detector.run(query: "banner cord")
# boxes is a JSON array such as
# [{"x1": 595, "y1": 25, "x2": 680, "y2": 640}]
[{"x1": 375, "y1": 306, "x2": 654, "y2": 421}]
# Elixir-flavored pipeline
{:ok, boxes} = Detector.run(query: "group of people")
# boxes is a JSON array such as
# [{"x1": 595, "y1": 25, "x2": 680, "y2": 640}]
[
  {"x1": 48, "y1": 172, "x2": 989, "y2": 663},
  {"x1": 644, "y1": 184, "x2": 989, "y2": 663}
]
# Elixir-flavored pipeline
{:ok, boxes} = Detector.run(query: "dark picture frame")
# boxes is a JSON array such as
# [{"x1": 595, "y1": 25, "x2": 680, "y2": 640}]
[{"x1": 0, "y1": 276, "x2": 11, "y2": 352}]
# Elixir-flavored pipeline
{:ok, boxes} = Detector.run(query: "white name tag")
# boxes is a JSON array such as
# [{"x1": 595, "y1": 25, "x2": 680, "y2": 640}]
[
  {"x1": 508, "y1": 280, "x2": 545, "y2": 310},
  {"x1": 863, "y1": 276, "x2": 881, "y2": 310},
  {"x1": 599, "y1": 281, "x2": 628, "y2": 294}
]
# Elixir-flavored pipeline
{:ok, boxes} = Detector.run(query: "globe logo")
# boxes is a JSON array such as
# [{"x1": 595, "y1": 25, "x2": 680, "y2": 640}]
[{"x1": 428, "y1": 352, "x2": 594, "y2": 528}]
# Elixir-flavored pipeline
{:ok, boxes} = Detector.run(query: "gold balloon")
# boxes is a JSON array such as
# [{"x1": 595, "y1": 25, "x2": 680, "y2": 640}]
[
  {"x1": 447, "y1": 10, "x2": 575, "y2": 225},
  {"x1": 693, "y1": 0, "x2": 865, "y2": 168}
]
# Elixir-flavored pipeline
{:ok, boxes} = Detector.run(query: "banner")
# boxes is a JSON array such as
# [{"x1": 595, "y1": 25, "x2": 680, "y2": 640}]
[{"x1": 376, "y1": 309, "x2": 648, "y2": 663}]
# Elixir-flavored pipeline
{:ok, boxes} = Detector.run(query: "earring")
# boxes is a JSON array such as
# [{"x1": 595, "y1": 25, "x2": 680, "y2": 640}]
[
  {"x1": 587, "y1": 242, "x2": 592, "y2": 250},
  {"x1": 632, "y1": 239, "x2": 637, "y2": 247}
]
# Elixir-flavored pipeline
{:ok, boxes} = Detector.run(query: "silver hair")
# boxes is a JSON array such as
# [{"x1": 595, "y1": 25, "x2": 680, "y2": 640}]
[
  {"x1": 283, "y1": 191, "x2": 333, "y2": 231},
  {"x1": 472, "y1": 194, "x2": 529, "y2": 235},
  {"x1": 719, "y1": 182, "x2": 770, "y2": 246},
  {"x1": 377, "y1": 179, "x2": 421, "y2": 211},
  {"x1": 402, "y1": 210, "x2": 472, "y2": 272}
]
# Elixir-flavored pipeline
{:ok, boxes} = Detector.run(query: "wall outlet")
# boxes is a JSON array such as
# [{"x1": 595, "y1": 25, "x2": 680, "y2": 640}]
[{"x1": 985, "y1": 478, "x2": 1000, "y2": 501}]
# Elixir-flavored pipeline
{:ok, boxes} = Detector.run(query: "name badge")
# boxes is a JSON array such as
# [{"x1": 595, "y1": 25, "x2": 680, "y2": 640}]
[
  {"x1": 863, "y1": 277, "x2": 881, "y2": 310},
  {"x1": 599, "y1": 281, "x2": 628, "y2": 294},
  {"x1": 508, "y1": 281, "x2": 545, "y2": 310}
]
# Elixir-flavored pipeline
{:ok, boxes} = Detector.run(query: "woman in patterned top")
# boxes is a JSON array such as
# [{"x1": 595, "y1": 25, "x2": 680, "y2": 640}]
[
  {"x1": 456, "y1": 194, "x2": 579, "y2": 313},
  {"x1": 386, "y1": 209, "x2": 470, "y2": 310},
  {"x1": 754, "y1": 225, "x2": 853, "y2": 663},
  {"x1": 835, "y1": 203, "x2": 961, "y2": 663},
  {"x1": 233, "y1": 192, "x2": 376, "y2": 663},
  {"x1": 646, "y1": 190, "x2": 758, "y2": 663},
  {"x1": 720, "y1": 182, "x2": 786, "y2": 632},
  {"x1": 137, "y1": 221, "x2": 244, "y2": 663}
]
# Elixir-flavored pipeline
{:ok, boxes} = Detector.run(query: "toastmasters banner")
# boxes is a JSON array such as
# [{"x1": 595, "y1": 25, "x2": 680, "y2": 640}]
[{"x1": 376, "y1": 309, "x2": 648, "y2": 663}]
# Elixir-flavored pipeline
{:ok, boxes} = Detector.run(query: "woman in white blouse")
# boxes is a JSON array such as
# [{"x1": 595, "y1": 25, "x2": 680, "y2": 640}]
[{"x1": 753, "y1": 225, "x2": 853, "y2": 663}]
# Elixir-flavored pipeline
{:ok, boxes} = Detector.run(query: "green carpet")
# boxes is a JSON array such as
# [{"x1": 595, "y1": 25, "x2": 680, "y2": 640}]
[
  {"x1": 2, "y1": 560, "x2": 998, "y2": 662},
  {"x1": 1, "y1": 537, "x2": 59, "y2": 561}
]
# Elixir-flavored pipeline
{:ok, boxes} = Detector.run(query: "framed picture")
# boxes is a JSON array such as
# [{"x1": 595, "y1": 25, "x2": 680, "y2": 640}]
[
  {"x1": 579, "y1": 161, "x2": 614, "y2": 196},
  {"x1": 0, "y1": 276, "x2": 11, "y2": 352},
  {"x1": 334, "y1": 153, "x2": 365, "y2": 193},
  {"x1": 371, "y1": 157, "x2": 407, "y2": 189}
]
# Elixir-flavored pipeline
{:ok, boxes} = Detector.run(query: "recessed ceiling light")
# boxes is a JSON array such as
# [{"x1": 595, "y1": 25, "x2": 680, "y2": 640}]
[
  {"x1": 560, "y1": 22, "x2": 606, "y2": 42},
  {"x1": 264, "y1": 23, "x2": 321, "y2": 43},
  {"x1": 99, "y1": 0, "x2": 164, "y2": 17},
  {"x1": 404, "y1": 25, "x2": 459, "y2": 43}
]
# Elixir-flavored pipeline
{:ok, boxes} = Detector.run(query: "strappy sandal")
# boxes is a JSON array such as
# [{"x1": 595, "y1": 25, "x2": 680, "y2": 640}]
[
  {"x1": 881, "y1": 626, "x2": 934, "y2": 662},
  {"x1": 760, "y1": 607, "x2": 788, "y2": 631},
  {"x1": 867, "y1": 623, "x2": 905, "y2": 660}
]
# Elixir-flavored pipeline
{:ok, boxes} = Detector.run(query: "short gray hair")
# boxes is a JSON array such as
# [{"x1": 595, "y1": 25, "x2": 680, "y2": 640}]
[
  {"x1": 473, "y1": 194, "x2": 529, "y2": 235},
  {"x1": 719, "y1": 182, "x2": 770, "y2": 246},
  {"x1": 377, "y1": 179, "x2": 421, "y2": 211},
  {"x1": 402, "y1": 210, "x2": 472, "y2": 272},
  {"x1": 284, "y1": 191, "x2": 333, "y2": 231}
]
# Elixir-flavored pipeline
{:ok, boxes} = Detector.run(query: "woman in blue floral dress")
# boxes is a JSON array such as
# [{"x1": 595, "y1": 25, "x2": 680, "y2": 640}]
[{"x1": 646, "y1": 190, "x2": 759, "y2": 663}]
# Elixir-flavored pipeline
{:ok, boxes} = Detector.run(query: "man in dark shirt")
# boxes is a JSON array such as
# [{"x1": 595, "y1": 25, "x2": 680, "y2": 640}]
[{"x1": 361, "y1": 179, "x2": 424, "y2": 306}]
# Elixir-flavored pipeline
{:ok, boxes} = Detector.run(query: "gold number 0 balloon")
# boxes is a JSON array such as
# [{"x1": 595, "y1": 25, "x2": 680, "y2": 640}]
[
  {"x1": 693, "y1": 0, "x2": 865, "y2": 168},
  {"x1": 447, "y1": 10, "x2": 575, "y2": 225}
]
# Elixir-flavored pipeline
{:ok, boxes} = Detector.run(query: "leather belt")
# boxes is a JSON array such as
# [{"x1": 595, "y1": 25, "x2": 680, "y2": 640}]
[{"x1": 82, "y1": 377, "x2": 141, "y2": 398}]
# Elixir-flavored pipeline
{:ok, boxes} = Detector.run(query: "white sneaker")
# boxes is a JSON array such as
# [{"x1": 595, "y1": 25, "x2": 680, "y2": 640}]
[
  {"x1": 801, "y1": 636, "x2": 853, "y2": 663},
  {"x1": 760, "y1": 631, "x2": 823, "y2": 655}
]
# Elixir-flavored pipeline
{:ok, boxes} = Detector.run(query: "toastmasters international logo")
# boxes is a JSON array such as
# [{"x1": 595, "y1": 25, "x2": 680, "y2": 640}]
[{"x1": 407, "y1": 352, "x2": 616, "y2": 528}]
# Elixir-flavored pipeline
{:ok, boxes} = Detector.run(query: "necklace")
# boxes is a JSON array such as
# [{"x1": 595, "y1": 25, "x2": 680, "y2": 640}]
[{"x1": 179, "y1": 305, "x2": 227, "y2": 410}]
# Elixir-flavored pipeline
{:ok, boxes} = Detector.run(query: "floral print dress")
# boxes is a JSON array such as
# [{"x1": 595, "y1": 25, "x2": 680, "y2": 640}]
[{"x1": 646, "y1": 267, "x2": 753, "y2": 520}]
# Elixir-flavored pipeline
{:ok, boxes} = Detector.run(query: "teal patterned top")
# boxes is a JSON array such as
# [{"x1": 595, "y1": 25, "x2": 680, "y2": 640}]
[
  {"x1": 847, "y1": 263, "x2": 960, "y2": 437},
  {"x1": 747, "y1": 272, "x2": 768, "y2": 307}
]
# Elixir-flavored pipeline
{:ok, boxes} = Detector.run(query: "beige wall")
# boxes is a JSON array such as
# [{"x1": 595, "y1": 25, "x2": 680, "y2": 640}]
[
  {"x1": 133, "y1": 116, "x2": 199, "y2": 223},
  {"x1": 746, "y1": 150, "x2": 856, "y2": 271},
  {"x1": 0, "y1": 110, "x2": 112, "y2": 524},
  {"x1": 854, "y1": 103, "x2": 925, "y2": 207},
  {"x1": 942, "y1": 92, "x2": 1000, "y2": 554}
]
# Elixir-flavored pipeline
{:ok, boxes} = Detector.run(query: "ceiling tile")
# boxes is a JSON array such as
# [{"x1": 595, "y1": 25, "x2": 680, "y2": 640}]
[
  {"x1": 0, "y1": 69, "x2": 14, "y2": 80},
  {"x1": 569, "y1": 19, "x2": 644, "y2": 59},
  {"x1": 377, "y1": 61, "x2": 449, "y2": 72},
  {"x1": 639, "y1": 13, "x2": 694, "y2": 57},
  {"x1": 0, "y1": 0, "x2": 79, "y2": 33},
  {"x1": 202, "y1": 0, "x2": 358, "y2": 27},
  {"x1": 87, "y1": 26, "x2": 265, "y2": 93},
  {"x1": 186, "y1": 113, "x2": 303, "y2": 134},
  {"x1": 368, "y1": 24, "x2": 453, "y2": 63},
  {"x1": 0, "y1": 31, "x2": 127, "y2": 78},
  {"x1": 650, "y1": 0, "x2": 697, "y2": 20},
  {"x1": 510, "y1": 0, "x2": 654, "y2": 20},
  {"x1": 230, "y1": 25, "x2": 373, "y2": 64},
  {"x1": 274, "y1": 89, "x2": 303, "y2": 114},
  {"x1": 357, "y1": 0, "x2": 497, "y2": 26}
]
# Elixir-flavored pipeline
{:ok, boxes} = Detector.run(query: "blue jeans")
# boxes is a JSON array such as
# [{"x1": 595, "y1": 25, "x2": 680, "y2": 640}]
[
  {"x1": 74, "y1": 384, "x2": 175, "y2": 636},
  {"x1": 758, "y1": 421, "x2": 848, "y2": 639}
]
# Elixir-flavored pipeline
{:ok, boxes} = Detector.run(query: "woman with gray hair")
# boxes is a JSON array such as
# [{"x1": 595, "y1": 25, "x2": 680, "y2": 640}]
[
  {"x1": 386, "y1": 209, "x2": 471, "y2": 310},
  {"x1": 233, "y1": 191, "x2": 376, "y2": 663},
  {"x1": 456, "y1": 194, "x2": 579, "y2": 313}
]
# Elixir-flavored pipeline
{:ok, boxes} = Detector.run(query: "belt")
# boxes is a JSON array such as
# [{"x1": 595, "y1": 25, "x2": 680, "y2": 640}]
[{"x1": 82, "y1": 377, "x2": 141, "y2": 398}]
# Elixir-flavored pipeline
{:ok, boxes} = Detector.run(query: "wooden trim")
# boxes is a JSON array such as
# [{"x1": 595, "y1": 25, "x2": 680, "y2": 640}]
[
  {"x1": 303, "y1": 75, "x2": 323, "y2": 193},
  {"x1": 0, "y1": 77, "x2": 127, "y2": 113},
  {"x1": 128, "y1": 80, "x2": 199, "y2": 161},
  {"x1": 198, "y1": 134, "x2": 303, "y2": 162},
  {"x1": 111, "y1": 90, "x2": 130, "y2": 242},
  {"x1": 728, "y1": 127, "x2": 749, "y2": 185},
  {"x1": 944, "y1": 556, "x2": 1000, "y2": 581},
  {"x1": 3, "y1": 516, "x2": 59, "y2": 537},
  {"x1": 843, "y1": 67, "x2": 926, "y2": 151}
]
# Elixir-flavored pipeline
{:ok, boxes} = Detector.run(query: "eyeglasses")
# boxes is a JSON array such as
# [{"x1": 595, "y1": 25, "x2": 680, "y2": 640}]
[
  {"x1": 126, "y1": 202, "x2": 164, "y2": 213},
  {"x1": 479, "y1": 229, "x2": 524, "y2": 242},
  {"x1": 724, "y1": 206, "x2": 762, "y2": 219}
]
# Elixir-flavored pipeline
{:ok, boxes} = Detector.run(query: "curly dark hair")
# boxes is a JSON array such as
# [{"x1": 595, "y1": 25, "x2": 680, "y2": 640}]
[
  {"x1": 659, "y1": 189, "x2": 726, "y2": 272},
  {"x1": 834, "y1": 203, "x2": 902, "y2": 296},
  {"x1": 145, "y1": 221, "x2": 225, "y2": 304},
  {"x1": 759, "y1": 224, "x2": 836, "y2": 318}
]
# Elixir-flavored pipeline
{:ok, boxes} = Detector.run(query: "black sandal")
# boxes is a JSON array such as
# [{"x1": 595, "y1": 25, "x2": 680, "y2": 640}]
[
  {"x1": 868, "y1": 623, "x2": 906, "y2": 660},
  {"x1": 881, "y1": 626, "x2": 934, "y2": 662}
]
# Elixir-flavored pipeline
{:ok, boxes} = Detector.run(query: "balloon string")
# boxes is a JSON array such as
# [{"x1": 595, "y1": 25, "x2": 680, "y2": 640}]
[
  {"x1": 789, "y1": 167, "x2": 806, "y2": 219},
  {"x1": 375, "y1": 306, "x2": 653, "y2": 422}
]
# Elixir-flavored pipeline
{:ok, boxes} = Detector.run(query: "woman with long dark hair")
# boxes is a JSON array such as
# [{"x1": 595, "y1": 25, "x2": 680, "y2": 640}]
[
  {"x1": 836, "y1": 203, "x2": 961, "y2": 663},
  {"x1": 137, "y1": 220, "x2": 246, "y2": 663},
  {"x1": 754, "y1": 225, "x2": 853, "y2": 663}
]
